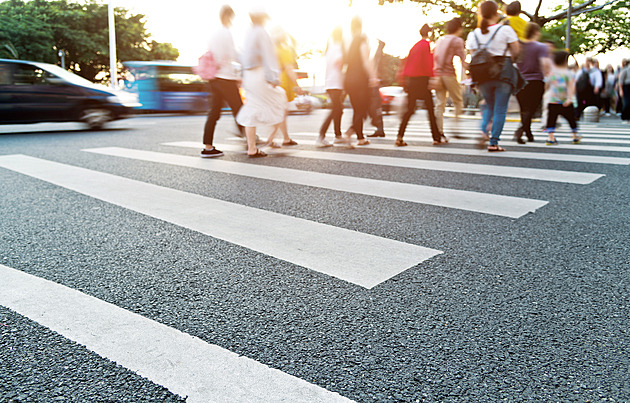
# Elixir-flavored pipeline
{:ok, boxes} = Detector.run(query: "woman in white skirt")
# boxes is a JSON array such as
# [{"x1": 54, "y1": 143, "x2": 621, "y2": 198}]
[{"x1": 236, "y1": 6, "x2": 287, "y2": 157}]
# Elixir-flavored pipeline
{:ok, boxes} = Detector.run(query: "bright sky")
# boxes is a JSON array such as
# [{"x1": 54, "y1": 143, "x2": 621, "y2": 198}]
[{"x1": 122, "y1": 0, "x2": 627, "y2": 80}]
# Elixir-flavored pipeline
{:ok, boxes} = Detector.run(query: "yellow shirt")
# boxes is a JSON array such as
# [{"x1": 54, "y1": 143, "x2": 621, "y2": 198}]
[
  {"x1": 277, "y1": 45, "x2": 297, "y2": 102},
  {"x1": 506, "y1": 16, "x2": 527, "y2": 41}
]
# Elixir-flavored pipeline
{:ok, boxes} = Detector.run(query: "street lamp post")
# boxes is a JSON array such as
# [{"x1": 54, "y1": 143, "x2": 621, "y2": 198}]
[
  {"x1": 566, "y1": 0, "x2": 572, "y2": 51},
  {"x1": 108, "y1": 1, "x2": 118, "y2": 89},
  {"x1": 58, "y1": 50, "x2": 65, "y2": 69}
]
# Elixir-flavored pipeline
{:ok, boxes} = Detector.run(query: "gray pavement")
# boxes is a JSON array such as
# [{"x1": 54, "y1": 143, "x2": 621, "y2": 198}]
[{"x1": 1, "y1": 110, "x2": 629, "y2": 402}]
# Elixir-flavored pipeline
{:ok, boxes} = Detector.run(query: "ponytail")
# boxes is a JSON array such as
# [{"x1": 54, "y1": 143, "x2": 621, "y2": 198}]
[
  {"x1": 480, "y1": 18, "x2": 490, "y2": 34},
  {"x1": 479, "y1": 1, "x2": 498, "y2": 35}
]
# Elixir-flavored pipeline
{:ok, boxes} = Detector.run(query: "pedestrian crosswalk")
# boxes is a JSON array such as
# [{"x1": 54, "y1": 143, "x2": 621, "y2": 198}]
[
  {"x1": 0, "y1": 117, "x2": 626, "y2": 401},
  {"x1": 0, "y1": 264, "x2": 352, "y2": 402}
]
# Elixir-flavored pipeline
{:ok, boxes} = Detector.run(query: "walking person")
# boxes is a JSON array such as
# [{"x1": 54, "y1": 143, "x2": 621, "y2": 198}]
[
  {"x1": 433, "y1": 17, "x2": 467, "y2": 140},
  {"x1": 544, "y1": 50, "x2": 581, "y2": 144},
  {"x1": 398, "y1": 23, "x2": 442, "y2": 147},
  {"x1": 365, "y1": 39, "x2": 386, "y2": 138},
  {"x1": 575, "y1": 58, "x2": 596, "y2": 120},
  {"x1": 318, "y1": 26, "x2": 345, "y2": 147},
  {"x1": 263, "y1": 28, "x2": 299, "y2": 148},
  {"x1": 200, "y1": 5, "x2": 242, "y2": 158},
  {"x1": 236, "y1": 6, "x2": 287, "y2": 157},
  {"x1": 466, "y1": 0, "x2": 520, "y2": 152},
  {"x1": 620, "y1": 59, "x2": 630, "y2": 123},
  {"x1": 601, "y1": 64, "x2": 616, "y2": 116},
  {"x1": 345, "y1": 39, "x2": 386, "y2": 139},
  {"x1": 513, "y1": 22, "x2": 549, "y2": 144},
  {"x1": 344, "y1": 16, "x2": 377, "y2": 146}
]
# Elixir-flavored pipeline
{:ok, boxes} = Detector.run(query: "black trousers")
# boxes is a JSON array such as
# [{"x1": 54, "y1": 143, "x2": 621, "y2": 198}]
[
  {"x1": 398, "y1": 76, "x2": 440, "y2": 141},
  {"x1": 622, "y1": 84, "x2": 630, "y2": 121},
  {"x1": 575, "y1": 89, "x2": 594, "y2": 120},
  {"x1": 203, "y1": 78, "x2": 244, "y2": 145},
  {"x1": 515, "y1": 80, "x2": 544, "y2": 139},
  {"x1": 320, "y1": 89, "x2": 344, "y2": 137},
  {"x1": 546, "y1": 103, "x2": 578, "y2": 132},
  {"x1": 345, "y1": 81, "x2": 369, "y2": 140}
]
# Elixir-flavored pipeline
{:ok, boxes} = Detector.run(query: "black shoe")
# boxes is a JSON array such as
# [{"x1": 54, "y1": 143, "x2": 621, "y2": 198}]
[
  {"x1": 367, "y1": 131, "x2": 385, "y2": 138},
  {"x1": 200, "y1": 147, "x2": 224, "y2": 158},
  {"x1": 526, "y1": 135, "x2": 535, "y2": 142},
  {"x1": 512, "y1": 136, "x2": 526, "y2": 144}
]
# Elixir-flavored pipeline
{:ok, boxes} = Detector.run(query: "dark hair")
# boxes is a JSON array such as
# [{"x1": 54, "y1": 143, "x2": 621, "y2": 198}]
[
  {"x1": 479, "y1": 1, "x2": 499, "y2": 34},
  {"x1": 506, "y1": 1, "x2": 521, "y2": 16},
  {"x1": 525, "y1": 22, "x2": 540, "y2": 40},
  {"x1": 445, "y1": 17, "x2": 462, "y2": 35},
  {"x1": 553, "y1": 50, "x2": 570, "y2": 67},
  {"x1": 420, "y1": 23, "x2": 432, "y2": 37}
]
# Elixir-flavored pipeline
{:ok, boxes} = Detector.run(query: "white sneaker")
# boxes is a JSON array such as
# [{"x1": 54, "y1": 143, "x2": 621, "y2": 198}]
[
  {"x1": 333, "y1": 137, "x2": 345, "y2": 145},
  {"x1": 315, "y1": 138, "x2": 333, "y2": 147}
]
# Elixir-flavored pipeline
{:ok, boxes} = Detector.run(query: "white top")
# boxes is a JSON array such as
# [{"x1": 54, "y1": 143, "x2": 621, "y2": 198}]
[
  {"x1": 324, "y1": 42, "x2": 344, "y2": 90},
  {"x1": 588, "y1": 67, "x2": 603, "y2": 90},
  {"x1": 466, "y1": 25, "x2": 518, "y2": 57},
  {"x1": 209, "y1": 26, "x2": 239, "y2": 80},
  {"x1": 240, "y1": 25, "x2": 280, "y2": 85}
]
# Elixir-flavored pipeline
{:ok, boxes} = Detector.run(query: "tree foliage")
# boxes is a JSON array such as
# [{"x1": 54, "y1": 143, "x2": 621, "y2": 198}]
[
  {"x1": 379, "y1": 0, "x2": 629, "y2": 56},
  {"x1": 0, "y1": 0, "x2": 179, "y2": 82}
]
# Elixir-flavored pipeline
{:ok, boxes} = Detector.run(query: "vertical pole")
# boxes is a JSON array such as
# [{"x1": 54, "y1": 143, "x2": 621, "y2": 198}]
[
  {"x1": 566, "y1": 0, "x2": 572, "y2": 51},
  {"x1": 108, "y1": 1, "x2": 118, "y2": 88}
]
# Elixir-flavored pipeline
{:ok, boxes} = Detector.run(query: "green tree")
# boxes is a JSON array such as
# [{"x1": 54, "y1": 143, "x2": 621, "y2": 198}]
[
  {"x1": 379, "y1": 0, "x2": 629, "y2": 56},
  {"x1": 0, "y1": 0, "x2": 179, "y2": 82}
]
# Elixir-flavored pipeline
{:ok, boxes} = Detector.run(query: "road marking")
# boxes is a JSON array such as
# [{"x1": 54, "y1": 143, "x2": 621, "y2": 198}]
[
  {"x1": 0, "y1": 264, "x2": 353, "y2": 403},
  {"x1": 276, "y1": 136, "x2": 630, "y2": 165},
  {"x1": 85, "y1": 147, "x2": 548, "y2": 218},
  {"x1": 404, "y1": 123, "x2": 630, "y2": 137},
  {"x1": 378, "y1": 132, "x2": 630, "y2": 151},
  {"x1": 0, "y1": 154, "x2": 442, "y2": 289},
  {"x1": 164, "y1": 142, "x2": 602, "y2": 185}
]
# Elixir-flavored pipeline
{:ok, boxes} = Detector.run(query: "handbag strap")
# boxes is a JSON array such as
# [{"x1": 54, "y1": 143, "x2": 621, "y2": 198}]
[{"x1": 474, "y1": 25, "x2": 504, "y2": 51}]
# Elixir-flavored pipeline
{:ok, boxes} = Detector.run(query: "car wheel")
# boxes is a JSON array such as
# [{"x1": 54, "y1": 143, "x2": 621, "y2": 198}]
[{"x1": 81, "y1": 107, "x2": 112, "y2": 130}]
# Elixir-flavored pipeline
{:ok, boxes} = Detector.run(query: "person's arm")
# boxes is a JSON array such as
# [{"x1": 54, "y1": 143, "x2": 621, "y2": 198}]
[
  {"x1": 360, "y1": 36, "x2": 378, "y2": 87},
  {"x1": 620, "y1": 70, "x2": 626, "y2": 97},
  {"x1": 508, "y1": 41, "x2": 520, "y2": 61},
  {"x1": 259, "y1": 31, "x2": 281, "y2": 86},
  {"x1": 455, "y1": 39, "x2": 468, "y2": 70}
]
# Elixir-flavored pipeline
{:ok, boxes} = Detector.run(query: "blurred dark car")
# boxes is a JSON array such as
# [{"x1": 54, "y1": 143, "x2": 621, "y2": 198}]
[{"x1": 0, "y1": 59, "x2": 140, "y2": 129}]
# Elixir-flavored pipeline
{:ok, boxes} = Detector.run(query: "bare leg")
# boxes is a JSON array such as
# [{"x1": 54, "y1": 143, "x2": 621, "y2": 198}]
[{"x1": 245, "y1": 126, "x2": 258, "y2": 155}]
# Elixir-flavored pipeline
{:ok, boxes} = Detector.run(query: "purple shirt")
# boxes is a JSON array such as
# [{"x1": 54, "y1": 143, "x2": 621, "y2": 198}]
[{"x1": 517, "y1": 41, "x2": 549, "y2": 81}]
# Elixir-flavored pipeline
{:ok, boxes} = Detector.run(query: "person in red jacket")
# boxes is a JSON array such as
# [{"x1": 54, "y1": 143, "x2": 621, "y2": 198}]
[{"x1": 397, "y1": 24, "x2": 443, "y2": 146}]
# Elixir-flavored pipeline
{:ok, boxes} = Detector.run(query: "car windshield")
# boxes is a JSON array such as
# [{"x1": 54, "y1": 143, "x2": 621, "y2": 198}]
[{"x1": 35, "y1": 63, "x2": 100, "y2": 87}]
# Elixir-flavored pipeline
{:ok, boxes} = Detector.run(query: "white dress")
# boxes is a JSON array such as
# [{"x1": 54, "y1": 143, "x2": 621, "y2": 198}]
[{"x1": 236, "y1": 26, "x2": 287, "y2": 127}]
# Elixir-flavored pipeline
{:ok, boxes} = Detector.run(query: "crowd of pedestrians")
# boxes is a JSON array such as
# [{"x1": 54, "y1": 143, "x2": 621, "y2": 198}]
[{"x1": 200, "y1": 2, "x2": 630, "y2": 158}]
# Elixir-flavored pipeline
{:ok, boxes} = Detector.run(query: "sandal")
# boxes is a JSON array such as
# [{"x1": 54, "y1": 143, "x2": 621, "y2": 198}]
[
  {"x1": 357, "y1": 139, "x2": 370, "y2": 146},
  {"x1": 263, "y1": 142, "x2": 281, "y2": 149},
  {"x1": 395, "y1": 139, "x2": 408, "y2": 147},
  {"x1": 487, "y1": 145, "x2": 506, "y2": 152},
  {"x1": 248, "y1": 149, "x2": 267, "y2": 158},
  {"x1": 282, "y1": 139, "x2": 298, "y2": 146}
]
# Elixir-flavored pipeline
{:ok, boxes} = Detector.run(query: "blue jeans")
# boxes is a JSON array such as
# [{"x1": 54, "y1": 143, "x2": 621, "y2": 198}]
[{"x1": 479, "y1": 80, "x2": 512, "y2": 146}]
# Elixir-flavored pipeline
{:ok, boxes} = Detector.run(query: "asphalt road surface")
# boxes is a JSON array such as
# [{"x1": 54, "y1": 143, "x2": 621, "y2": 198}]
[{"x1": 1, "y1": 110, "x2": 629, "y2": 402}]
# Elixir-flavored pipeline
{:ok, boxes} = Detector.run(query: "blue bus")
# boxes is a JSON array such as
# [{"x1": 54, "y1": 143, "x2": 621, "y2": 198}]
[{"x1": 122, "y1": 61, "x2": 208, "y2": 113}]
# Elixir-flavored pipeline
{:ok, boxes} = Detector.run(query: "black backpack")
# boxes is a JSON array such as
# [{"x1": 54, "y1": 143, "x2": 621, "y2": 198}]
[
  {"x1": 469, "y1": 26, "x2": 505, "y2": 84},
  {"x1": 576, "y1": 69, "x2": 592, "y2": 92}
]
